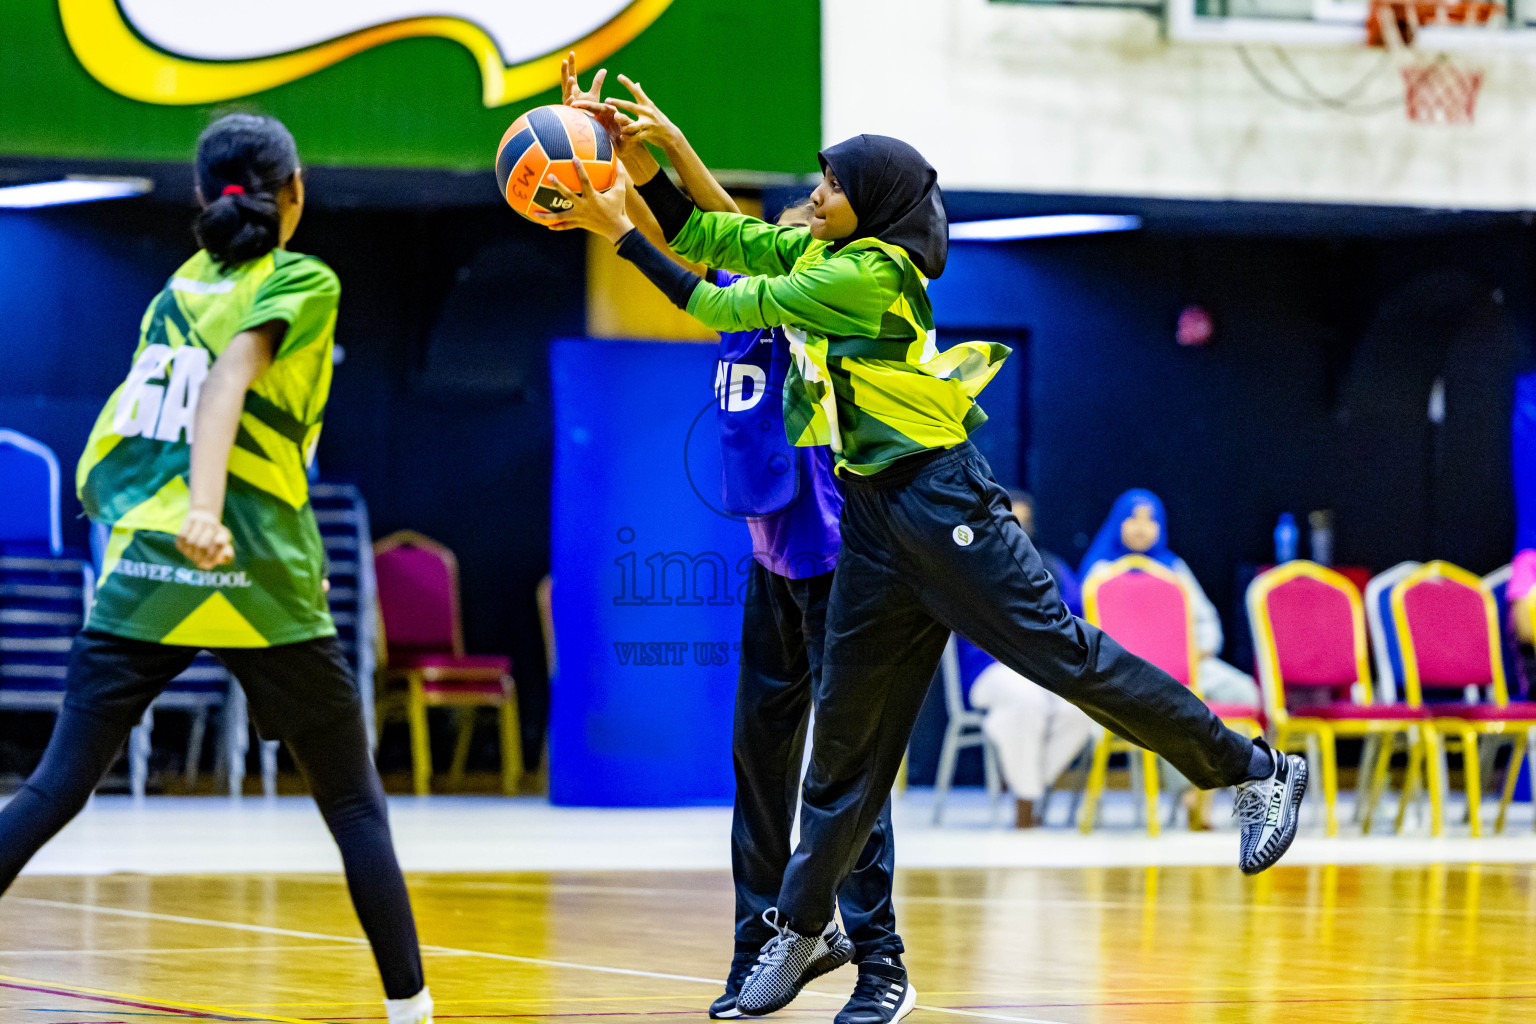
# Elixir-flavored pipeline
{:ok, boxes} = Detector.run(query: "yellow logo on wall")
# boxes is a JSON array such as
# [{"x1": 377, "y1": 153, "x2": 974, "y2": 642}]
[{"x1": 60, "y1": 0, "x2": 673, "y2": 107}]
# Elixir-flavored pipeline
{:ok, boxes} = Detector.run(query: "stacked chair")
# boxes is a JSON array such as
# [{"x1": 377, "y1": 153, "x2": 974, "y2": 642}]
[
  {"x1": 1078, "y1": 555, "x2": 1264, "y2": 835},
  {"x1": 0, "y1": 555, "x2": 93, "y2": 720},
  {"x1": 310, "y1": 482, "x2": 379, "y2": 745},
  {"x1": 0, "y1": 430, "x2": 86, "y2": 737},
  {"x1": 0, "y1": 429, "x2": 64, "y2": 557}
]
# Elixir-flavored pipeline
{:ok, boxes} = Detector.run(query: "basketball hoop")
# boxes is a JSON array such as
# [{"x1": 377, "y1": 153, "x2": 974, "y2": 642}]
[{"x1": 1368, "y1": 0, "x2": 1502, "y2": 124}]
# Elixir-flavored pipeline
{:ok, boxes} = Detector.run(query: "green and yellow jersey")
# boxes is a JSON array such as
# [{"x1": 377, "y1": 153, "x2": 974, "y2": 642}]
[
  {"x1": 670, "y1": 210, "x2": 1010, "y2": 476},
  {"x1": 77, "y1": 248, "x2": 340, "y2": 648}
]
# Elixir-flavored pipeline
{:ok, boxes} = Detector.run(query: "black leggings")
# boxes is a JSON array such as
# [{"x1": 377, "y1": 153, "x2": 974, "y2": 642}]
[
  {"x1": 778, "y1": 444, "x2": 1255, "y2": 931},
  {"x1": 0, "y1": 632, "x2": 425, "y2": 1000}
]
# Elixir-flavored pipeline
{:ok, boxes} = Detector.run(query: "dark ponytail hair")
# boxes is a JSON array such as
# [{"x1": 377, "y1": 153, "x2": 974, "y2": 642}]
[{"x1": 193, "y1": 114, "x2": 299, "y2": 269}]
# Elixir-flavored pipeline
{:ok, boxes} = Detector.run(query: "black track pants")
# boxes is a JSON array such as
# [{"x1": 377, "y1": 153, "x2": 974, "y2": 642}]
[
  {"x1": 778, "y1": 443, "x2": 1256, "y2": 932},
  {"x1": 732, "y1": 562, "x2": 901, "y2": 960},
  {"x1": 0, "y1": 631, "x2": 426, "y2": 1000}
]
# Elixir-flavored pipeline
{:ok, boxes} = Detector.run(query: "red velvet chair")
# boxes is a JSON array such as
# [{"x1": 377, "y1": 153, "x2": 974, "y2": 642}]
[
  {"x1": 1392, "y1": 561, "x2": 1536, "y2": 836},
  {"x1": 1247, "y1": 561, "x2": 1432, "y2": 837},
  {"x1": 374, "y1": 531, "x2": 521, "y2": 796},
  {"x1": 1077, "y1": 555, "x2": 1263, "y2": 835}
]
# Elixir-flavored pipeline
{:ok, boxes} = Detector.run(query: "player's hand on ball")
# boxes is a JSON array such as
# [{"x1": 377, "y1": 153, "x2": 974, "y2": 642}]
[
  {"x1": 535, "y1": 157, "x2": 633, "y2": 243},
  {"x1": 176, "y1": 509, "x2": 235, "y2": 570}
]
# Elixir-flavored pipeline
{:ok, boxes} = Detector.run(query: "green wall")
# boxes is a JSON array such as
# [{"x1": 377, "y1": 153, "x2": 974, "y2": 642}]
[{"x1": 0, "y1": 1, "x2": 819, "y2": 174}]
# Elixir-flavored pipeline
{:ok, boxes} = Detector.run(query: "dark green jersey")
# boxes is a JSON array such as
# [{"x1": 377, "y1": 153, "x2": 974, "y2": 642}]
[
  {"x1": 671, "y1": 210, "x2": 1010, "y2": 475},
  {"x1": 77, "y1": 248, "x2": 339, "y2": 647}
]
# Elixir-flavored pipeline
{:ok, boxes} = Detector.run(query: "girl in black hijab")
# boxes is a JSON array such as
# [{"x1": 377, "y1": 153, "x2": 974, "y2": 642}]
[{"x1": 545, "y1": 115, "x2": 1306, "y2": 1020}]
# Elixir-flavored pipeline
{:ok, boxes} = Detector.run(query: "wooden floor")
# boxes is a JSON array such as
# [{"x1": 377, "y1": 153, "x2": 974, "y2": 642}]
[{"x1": 2, "y1": 864, "x2": 1533, "y2": 1024}]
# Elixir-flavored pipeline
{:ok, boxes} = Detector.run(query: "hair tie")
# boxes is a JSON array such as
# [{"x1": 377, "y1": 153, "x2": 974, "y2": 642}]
[{"x1": 221, "y1": 184, "x2": 245, "y2": 197}]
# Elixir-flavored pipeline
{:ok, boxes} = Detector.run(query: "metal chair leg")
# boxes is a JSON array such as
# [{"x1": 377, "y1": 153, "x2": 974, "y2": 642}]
[
  {"x1": 1317, "y1": 727, "x2": 1339, "y2": 838},
  {"x1": 1078, "y1": 733, "x2": 1112, "y2": 834},
  {"x1": 499, "y1": 697, "x2": 523, "y2": 797},
  {"x1": 185, "y1": 707, "x2": 209, "y2": 791},
  {"x1": 1423, "y1": 727, "x2": 1446, "y2": 836},
  {"x1": 1361, "y1": 732, "x2": 1395, "y2": 835},
  {"x1": 981, "y1": 738, "x2": 1003, "y2": 825},
  {"x1": 1353, "y1": 735, "x2": 1381, "y2": 824},
  {"x1": 1128, "y1": 749, "x2": 1145, "y2": 828},
  {"x1": 932, "y1": 723, "x2": 962, "y2": 825},
  {"x1": 1141, "y1": 749, "x2": 1161, "y2": 838},
  {"x1": 226, "y1": 687, "x2": 249, "y2": 797},
  {"x1": 129, "y1": 706, "x2": 154, "y2": 799},
  {"x1": 1396, "y1": 732, "x2": 1423, "y2": 834},
  {"x1": 1461, "y1": 729, "x2": 1483, "y2": 838},
  {"x1": 1495, "y1": 731, "x2": 1527, "y2": 835},
  {"x1": 448, "y1": 707, "x2": 476, "y2": 792},
  {"x1": 260, "y1": 740, "x2": 279, "y2": 798},
  {"x1": 408, "y1": 682, "x2": 432, "y2": 797}
]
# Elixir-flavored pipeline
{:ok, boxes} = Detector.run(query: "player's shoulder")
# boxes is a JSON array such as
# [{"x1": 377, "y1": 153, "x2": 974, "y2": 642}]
[{"x1": 267, "y1": 250, "x2": 341, "y2": 294}]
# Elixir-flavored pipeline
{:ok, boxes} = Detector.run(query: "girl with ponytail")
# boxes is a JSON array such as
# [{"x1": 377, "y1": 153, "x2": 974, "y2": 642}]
[
  {"x1": 193, "y1": 112, "x2": 300, "y2": 269},
  {"x1": 0, "y1": 114, "x2": 435, "y2": 1024}
]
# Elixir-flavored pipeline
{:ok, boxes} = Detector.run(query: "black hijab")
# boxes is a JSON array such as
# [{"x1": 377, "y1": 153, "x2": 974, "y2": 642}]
[{"x1": 818, "y1": 135, "x2": 948, "y2": 279}]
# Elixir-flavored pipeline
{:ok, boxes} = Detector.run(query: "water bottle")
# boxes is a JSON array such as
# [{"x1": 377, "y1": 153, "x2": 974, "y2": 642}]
[
  {"x1": 1274, "y1": 512, "x2": 1299, "y2": 564},
  {"x1": 1309, "y1": 509, "x2": 1334, "y2": 567}
]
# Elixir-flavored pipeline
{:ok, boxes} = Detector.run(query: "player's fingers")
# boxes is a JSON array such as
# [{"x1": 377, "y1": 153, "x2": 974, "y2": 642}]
[
  {"x1": 607, "y1": 97, "x2": 644, "y2": 115},
  {"x1": 544, "y1": 173, "x2": 578, "y2": 202},
  {"x1": 571, "y1": 153, "x2": 593, "y2": 192},
  {"x1": 618, "y1": 73, "x2": 649, "y2": 102},
  {"x1": 625, "y1": 77, "x2": 656, "y2": 108},
  {"x1": 591, "y1": 68, "x2": 607, "y2": 95}
]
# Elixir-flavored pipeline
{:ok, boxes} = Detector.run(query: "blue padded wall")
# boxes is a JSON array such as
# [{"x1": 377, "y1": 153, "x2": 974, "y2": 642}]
[{"x1": 548, "y1": 338, "x2": 748, "y2": 806}]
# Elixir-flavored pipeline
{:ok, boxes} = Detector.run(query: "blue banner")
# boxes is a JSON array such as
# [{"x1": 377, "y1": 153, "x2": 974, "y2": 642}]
[{"x1": 548, "y1": 338, "x2": 750, "y2": 806}]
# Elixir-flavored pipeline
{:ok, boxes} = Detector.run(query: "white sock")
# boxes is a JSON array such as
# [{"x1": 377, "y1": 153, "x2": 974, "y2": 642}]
[{"x1": 385, "y1": 986, "x2": 434, "y2": 1024}]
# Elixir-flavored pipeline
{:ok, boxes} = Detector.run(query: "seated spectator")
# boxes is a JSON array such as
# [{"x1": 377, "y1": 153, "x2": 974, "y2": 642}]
[
  {"x1": 1080, "y1": 489, "x2": 1261, "y2": 829},
  {"x1": 1510, "y1": 549, "x2": 1535, "y2": 692},
  {"x1": 962, "y1": 491, "x2": 1093, "y2": 829},
  {"x1": 1008, "y1": 489, "x2": 1081, "y2": 615}
]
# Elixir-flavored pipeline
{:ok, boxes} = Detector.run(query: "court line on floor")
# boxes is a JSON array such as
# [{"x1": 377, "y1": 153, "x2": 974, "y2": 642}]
[
  {"x1": 0, "y1": 974, "x2": 315, "y2": 1023},
  {"x1": 10, "y1": 898, "x2": 1071, "y2": 1024},
  {"x1": 283, "y1": 872, "x2": 1536, "y2": 921},
  {"x1": 9, "y1": 897, "x2": 720, "y2": 984}
]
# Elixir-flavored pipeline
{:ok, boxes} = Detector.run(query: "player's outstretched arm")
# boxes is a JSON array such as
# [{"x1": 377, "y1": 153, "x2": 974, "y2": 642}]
[
  {"x1": 600, "y1": 75, "x2": 739, "y2": 216},
  {"x1": 560, "y1": 56, "x2": 666, "y2": 195},
  {"x1": 176, "y1": 322, "x2": 280, "y2": 570},
  {"x1": 537, "y1": 158, "x2": 894, "y2": 339}
]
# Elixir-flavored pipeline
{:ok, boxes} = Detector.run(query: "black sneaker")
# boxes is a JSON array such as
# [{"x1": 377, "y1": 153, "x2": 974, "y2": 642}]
[
  {"x1": 1233, "y1": 738, "x2": 1308, "y2": 875},
  {"x1": 735, "y1": 909, "x2": 855, "y2": 1016},
  {"x1": 834, "y1": 956, "x2": 916, "y2": 1024},
  {"x1": 709, "y1": 950, "x2": 758, "y2": 1019}
]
